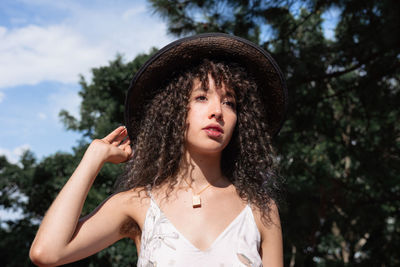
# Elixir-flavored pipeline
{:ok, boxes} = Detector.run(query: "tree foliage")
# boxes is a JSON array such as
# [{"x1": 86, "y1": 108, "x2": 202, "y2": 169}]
[{"x1": 148, "y1": 0, "x2": 399, "y2": 266}]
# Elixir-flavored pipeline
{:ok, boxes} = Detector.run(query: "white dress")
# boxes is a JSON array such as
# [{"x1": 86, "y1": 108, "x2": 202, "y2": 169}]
[{"x1": 137, "y1": 194, "x2": 262, "y2": 267}]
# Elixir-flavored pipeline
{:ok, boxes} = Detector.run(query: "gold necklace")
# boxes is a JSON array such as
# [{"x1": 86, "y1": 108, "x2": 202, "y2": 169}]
[{"x1": 184, "y1": 179, "x2": 212, "y2": 208}]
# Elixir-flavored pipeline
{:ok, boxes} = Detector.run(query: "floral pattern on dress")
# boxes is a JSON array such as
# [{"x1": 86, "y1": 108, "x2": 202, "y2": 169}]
[{"x1": 138, "y1": 198, "x2": 179, "y2": 267}]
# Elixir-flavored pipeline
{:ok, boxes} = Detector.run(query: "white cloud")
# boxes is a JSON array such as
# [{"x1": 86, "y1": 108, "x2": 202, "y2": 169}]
[
  {"x1": 0, "y1": 144, "x2": 30, "y2": 164},
  {"x1": 0, "y1": 24, "x2": 107, "y2": 88},
  {"x1": 0, "y1": 1, "x2": 173, "y2": 89},
  {"x1": 0, "y1": 91, "x2": 4, "y2": 103}
]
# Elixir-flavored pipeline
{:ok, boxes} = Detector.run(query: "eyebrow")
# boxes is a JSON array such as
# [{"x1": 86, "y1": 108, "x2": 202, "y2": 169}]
[
  {"x1": 224, "y1": 90, "x2": 236, "y2": 98},
  {"x1": 191, "y1": 84, "x2": 236, "y2": 99},
  {"x1": 192, "y1": 87, "x2": 205, "y2": 93}
]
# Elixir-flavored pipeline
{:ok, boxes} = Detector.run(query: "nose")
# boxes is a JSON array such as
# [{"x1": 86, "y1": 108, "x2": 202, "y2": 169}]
[{"x1": 208, "y1": 99, "x2": 223, "y2": 120}]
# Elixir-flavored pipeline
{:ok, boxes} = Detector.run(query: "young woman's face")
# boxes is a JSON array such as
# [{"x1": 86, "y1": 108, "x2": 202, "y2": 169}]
[{"x1": 185, "y1": 75, "x2": 237, "y2": 155}]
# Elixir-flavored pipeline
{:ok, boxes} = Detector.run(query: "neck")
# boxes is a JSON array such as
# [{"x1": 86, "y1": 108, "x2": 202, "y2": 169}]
[{"x1": 179, "y1": 150, "x2": 229, "y2": 191}]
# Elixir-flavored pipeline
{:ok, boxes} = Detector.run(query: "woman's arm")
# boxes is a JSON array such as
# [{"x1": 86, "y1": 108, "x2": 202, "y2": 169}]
[
  {"x1": 30, "y1": 126, "x2": 133, "y2": 266},
  {"x1": 255, "y1": 203, "x2": 283, "y2": 267}
]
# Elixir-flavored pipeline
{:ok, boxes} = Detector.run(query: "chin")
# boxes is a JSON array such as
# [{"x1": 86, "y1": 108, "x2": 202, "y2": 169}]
[{"x1": 190, "y1": 143, "x2": 229, "y2": 155}]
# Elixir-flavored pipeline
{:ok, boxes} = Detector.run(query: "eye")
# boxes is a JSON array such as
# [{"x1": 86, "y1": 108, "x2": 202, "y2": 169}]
[
  {"x1": 223, "y1": 100, "x2": 236, "y2": 109},
  {"x1": 195, "y1": 95, "x2": 207, "y2": 101}
]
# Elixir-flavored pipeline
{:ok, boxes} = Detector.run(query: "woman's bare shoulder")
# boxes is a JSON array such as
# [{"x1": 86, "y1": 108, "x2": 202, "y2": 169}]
[
  {"x1": 111, "y1": 187, "x2": 151, "y2": 216},
  {"x1": 250, "y1": 201, "x2": 281, "y2": 236},
  {"x1": 250, "y1": 201, "x2": 283, "y2": 266}
]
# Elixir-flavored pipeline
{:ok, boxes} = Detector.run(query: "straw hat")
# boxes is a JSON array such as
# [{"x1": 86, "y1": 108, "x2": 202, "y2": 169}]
[{"x1": 125, "y1": 33, "x2": 288, "y2": 140}]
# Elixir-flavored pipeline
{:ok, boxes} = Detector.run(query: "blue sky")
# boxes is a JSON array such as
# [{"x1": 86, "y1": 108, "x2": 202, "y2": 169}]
[{"x1": 0, "y1": 0, "x2": 175, "y2": 163}]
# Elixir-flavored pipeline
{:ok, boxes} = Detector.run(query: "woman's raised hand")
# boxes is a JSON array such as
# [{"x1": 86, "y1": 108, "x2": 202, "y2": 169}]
[{"x1": 90, "y1": 126, "x2": 132, "y2": 164}]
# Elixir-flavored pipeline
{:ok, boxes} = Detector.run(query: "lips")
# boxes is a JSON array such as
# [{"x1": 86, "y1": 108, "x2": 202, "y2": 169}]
[{"x1": 203, "y1": 124, "x2": 224, "y2": 137}]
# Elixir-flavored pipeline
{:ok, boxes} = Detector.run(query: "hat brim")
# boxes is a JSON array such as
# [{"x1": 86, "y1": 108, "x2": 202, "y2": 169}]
[{"x1": 125, "y1": 33, "x2": 288, "y2": 140}]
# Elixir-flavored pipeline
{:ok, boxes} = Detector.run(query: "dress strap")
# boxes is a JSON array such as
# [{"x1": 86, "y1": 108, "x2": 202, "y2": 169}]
[
  {"x1": 146, "y1": 185, "x2": 158, "y2": 208},
  {"x1": 146, "y1": 185, "x2": 154, "y2": 201}
]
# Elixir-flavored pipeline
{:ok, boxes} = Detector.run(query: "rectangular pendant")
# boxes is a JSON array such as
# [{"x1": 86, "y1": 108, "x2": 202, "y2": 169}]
[{"x1": 192, "y1": 195, "x2": 201, "y2": 208}]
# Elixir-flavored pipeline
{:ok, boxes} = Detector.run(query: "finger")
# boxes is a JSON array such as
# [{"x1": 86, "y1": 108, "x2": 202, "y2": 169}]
[
  {"x1": 124, "y1": 145, "x2": 133, "y2": 160},
  {"x1": 119, "y1": 138, "x2": 133, "y2": 158},
  {"x1": 119, "y1": 141, "x2": 132, "y2": 156},
  {"x1": 103, "y1": 126, "x2": 126, "y2": 143},
  {"x1": 112, "y1": 130, "x2": 129, "y2": 146},
  {"x1": 119, "y1": 136, "x2": 130, "y2": 147}
]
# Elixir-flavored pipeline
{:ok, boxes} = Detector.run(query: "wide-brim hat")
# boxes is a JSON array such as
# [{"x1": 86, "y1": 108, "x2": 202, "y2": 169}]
[{"x1": 125, "y1": 33, "x2": 288, "y2": 140}]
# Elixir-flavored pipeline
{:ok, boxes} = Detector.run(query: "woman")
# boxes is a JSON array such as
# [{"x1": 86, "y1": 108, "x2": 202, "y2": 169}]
[{"x1": 30, "y1": 33, "x2": 287, "y2": 266}]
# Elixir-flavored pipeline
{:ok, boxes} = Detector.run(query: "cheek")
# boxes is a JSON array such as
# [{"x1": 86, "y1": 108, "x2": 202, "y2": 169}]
[
  {"x1": 223, "y1": 114, "x2": 237, "y2": 143},
  {"x1": 229, "y1": 114, "x2": 237, "y2": 131},
  {"x1": 185, "y1": 109, "x2": 196, "y2": 128},
  {"x1": 186, "y1": 104, "x2": 208, "y2": 124},
  {"x1": 184, "y1": 109, "x2": 199, "y2": 136}
]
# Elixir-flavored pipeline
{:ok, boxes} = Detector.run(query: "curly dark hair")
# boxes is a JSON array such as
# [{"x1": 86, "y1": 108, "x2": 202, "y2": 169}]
[{"x1": 116, "y1": 59, "x2": 282, "y2": 222}]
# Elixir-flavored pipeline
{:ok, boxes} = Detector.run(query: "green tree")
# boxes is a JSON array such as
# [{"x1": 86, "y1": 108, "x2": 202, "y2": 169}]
[{"x1": 148, "y1": 0, "x2": 400, "y2": 266}]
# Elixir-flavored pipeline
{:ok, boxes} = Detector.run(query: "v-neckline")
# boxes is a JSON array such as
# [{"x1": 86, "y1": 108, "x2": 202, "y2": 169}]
[{"x1": 149, "y1": 197, "x2": 249, "y2": 252}]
